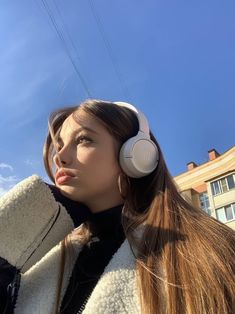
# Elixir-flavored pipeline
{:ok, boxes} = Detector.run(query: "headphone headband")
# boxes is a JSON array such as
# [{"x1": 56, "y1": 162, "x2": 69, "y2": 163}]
[{"x1": 114, "y1": 101, "x2": 150, "y2": 137}]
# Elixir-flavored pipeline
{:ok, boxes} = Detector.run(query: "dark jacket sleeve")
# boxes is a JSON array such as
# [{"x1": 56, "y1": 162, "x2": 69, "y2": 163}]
[{"x1": 0, "y1": 257, "x2": 19, "y2": 313}]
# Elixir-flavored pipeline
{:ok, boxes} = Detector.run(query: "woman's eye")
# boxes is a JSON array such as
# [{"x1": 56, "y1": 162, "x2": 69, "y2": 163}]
[{"x1": 76, "y1": 136, "x2": 92, "y2": 144}]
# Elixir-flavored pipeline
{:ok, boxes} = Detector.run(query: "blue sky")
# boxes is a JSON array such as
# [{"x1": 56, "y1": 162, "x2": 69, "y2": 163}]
[{"x1": 0, "y1": 0, "x2": 235, "y2": 195}]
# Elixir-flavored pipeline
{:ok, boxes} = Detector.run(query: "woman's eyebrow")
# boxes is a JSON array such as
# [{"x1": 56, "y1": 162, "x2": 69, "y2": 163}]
[
  {"x1": 57, "y1": 126, "x2": 99, "y2": 142},
  {"x1": 75, "y1": 126, "x2": 99, "y2": 135}
]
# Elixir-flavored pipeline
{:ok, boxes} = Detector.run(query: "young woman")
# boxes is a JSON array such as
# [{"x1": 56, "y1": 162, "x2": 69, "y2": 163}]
[{"x1": 0, "y1": 99, "x2": 234, "y2": 314}]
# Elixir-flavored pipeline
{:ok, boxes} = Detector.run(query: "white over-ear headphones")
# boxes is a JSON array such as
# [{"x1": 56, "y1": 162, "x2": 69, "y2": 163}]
[{"x1": 114, "y1": 101, "x2": 159, "y2": 178}]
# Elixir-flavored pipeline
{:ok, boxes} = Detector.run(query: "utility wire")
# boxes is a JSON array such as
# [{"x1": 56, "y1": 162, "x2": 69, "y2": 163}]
[
  {"x1": 51, "y1": 0, "x2": 83, "y2": 97},
  {"x1": 88, "y1": 0, "x2": 131, "y2": 101},
  {"x1": 52, "y1": 0, "x2": 82, "y2": 64},
  {"x1": 40, "y1": 0, "x2": 92, "y2": 98}
]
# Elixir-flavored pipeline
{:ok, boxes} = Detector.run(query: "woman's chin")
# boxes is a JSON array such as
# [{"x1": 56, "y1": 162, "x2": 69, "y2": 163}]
[{"x1": 59, "y1": 186, "x2": 81, "y2": 201}]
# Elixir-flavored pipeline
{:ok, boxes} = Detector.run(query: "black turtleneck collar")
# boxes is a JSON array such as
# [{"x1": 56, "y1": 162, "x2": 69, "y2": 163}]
[{"x1": 87, "y1": 204, "x2": 124, "y2": 240}]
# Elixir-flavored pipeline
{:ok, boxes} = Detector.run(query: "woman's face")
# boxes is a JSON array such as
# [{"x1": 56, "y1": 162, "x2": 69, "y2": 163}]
[{"x1": 53, "y1": 109, "x2": 123, "y2": 212}]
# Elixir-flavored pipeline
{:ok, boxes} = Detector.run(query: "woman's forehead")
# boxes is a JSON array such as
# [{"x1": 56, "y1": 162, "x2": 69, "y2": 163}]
[{"x1": 59, "y1": 110, "x2": 103, "y2": 138}]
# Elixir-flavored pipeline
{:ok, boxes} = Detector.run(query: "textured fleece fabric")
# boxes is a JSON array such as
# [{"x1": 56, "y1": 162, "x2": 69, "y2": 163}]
[{"x1": 0, "y1": 175, "x2": 141, "y2": 313}]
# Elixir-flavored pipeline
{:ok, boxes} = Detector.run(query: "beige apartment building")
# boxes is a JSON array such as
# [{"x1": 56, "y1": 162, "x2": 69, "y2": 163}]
[{"x1": 174, "y1": 146, "x2": 235, "y2": 230}]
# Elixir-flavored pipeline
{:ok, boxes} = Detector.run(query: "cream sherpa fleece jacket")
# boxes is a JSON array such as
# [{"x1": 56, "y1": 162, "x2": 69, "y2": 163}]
[{"x1": 0, "y1": 175, "x2": 141, "y2": 314}]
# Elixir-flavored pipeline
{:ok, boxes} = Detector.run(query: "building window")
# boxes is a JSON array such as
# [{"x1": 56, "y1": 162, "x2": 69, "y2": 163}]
[
  {"x1": 220, "y1": 178, "x2": 228, "y2": 193},
  {"x1": 211, "y1": 174, "x2": 235, "y2": 196},
  {"x1": 199, "y1": 192, "x2": 211, "y2": 215},
  {"x1": 227, "y1": 175, "x2": 235, "y2": 189},
  {"x1": 216, "y1": 203, "x2": 235, "y2": 223}
]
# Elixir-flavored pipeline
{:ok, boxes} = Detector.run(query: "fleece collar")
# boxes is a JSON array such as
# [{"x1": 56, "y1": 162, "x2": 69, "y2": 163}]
[{"x1": 15, "y1": 238, "x2": 141, "y2": 314}]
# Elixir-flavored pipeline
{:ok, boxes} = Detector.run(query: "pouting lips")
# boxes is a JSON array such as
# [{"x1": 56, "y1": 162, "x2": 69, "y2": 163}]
[
  {"x1": 55, "y1": 169, "x2": 76, "y2": 183},
  {"x1": 56, "y1": 175, "x2": 74, "y2": 185}
]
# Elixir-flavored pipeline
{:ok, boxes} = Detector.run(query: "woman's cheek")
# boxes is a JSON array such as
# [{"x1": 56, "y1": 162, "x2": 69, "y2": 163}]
[{"x1": 76, "y1": 149, "x2": 95, "y2": 164}]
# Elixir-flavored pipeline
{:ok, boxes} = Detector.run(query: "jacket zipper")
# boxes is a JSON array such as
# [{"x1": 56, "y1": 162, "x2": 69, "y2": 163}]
[{"x1": 77, "y1": 293, "x2": 91, "y2": 314}]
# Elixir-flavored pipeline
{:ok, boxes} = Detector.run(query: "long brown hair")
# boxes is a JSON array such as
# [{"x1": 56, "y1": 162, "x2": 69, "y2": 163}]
[{"x1": 43, "y1": 99, "x2": 235, "y2": 314}]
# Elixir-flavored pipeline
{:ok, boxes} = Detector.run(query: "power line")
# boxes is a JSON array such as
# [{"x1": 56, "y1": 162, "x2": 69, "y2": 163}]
[
  {"x1": 40, "y1": 0, "x2": 92, "y2": 98},
  {"x1": 88, "y1": 0, "x2": 131, "y2": 101},
  {"x1": 52, "y1": 0, "x2": 82, "y2": 64}
]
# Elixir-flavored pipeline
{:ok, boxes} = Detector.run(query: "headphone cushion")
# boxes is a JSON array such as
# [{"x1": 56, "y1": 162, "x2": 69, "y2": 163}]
[{"x1": 119, "y1": 137, "x2": 159, "y2": 178}]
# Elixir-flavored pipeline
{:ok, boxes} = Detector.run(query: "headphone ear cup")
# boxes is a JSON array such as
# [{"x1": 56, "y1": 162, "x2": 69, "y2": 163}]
[{"x1": 119, "y1": 137, "x2": 159, "y2": 178}]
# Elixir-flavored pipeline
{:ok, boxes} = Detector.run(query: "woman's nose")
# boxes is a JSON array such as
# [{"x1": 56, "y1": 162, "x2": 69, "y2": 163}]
[
  {"x1": 53, "y1": 147, "x2": 72, "y2": 167},
  {"x1": 53, "y1": 153, "x2": 65, "y2": 167}
]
